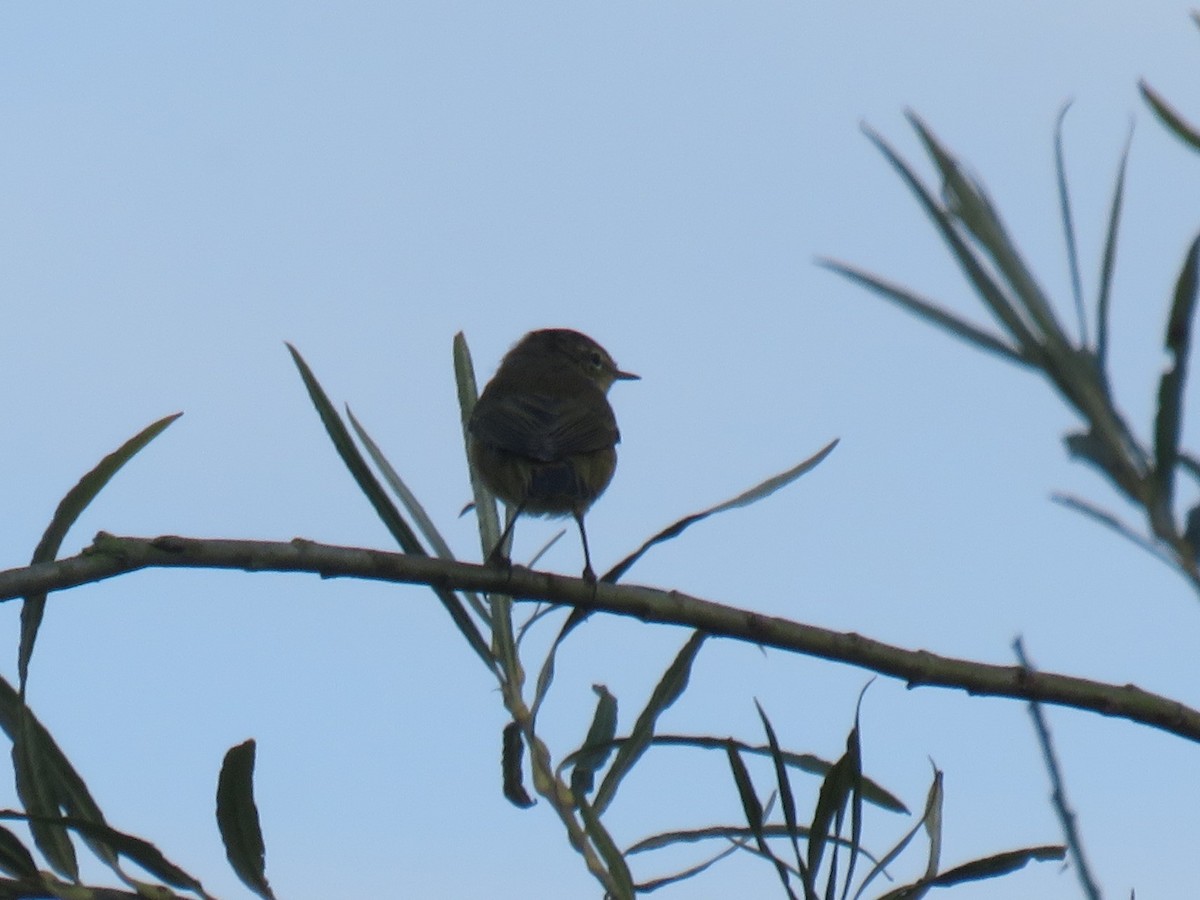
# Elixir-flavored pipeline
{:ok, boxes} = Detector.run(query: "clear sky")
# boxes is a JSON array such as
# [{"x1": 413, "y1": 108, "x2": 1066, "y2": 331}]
[{"x1": 3, "y1": 3, "x2": 1200, "y2": 898}]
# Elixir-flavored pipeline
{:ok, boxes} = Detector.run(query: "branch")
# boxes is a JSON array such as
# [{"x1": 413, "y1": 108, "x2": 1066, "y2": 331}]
[{"x1": 6, "y1": 533, "x2": 1200, "y2": 744}]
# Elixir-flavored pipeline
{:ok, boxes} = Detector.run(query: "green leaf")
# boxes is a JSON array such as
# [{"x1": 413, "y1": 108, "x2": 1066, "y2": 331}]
[
  {"x1": 860, "y1": 123, "x2": 1041, "y2": 357},
  {"x1": 819, "y1": 260, "x2": 1028, "y2": 365},
  {"x1": 453, "y1": 332, "x2": 502, "y2": 558},
  {"x1": 806, "y1": 725, "x2": 859, "y2": 882},
  {"x1": 0, "y1": 824, "x2": 37, "y2": 879},
  {"x1": 1140, "y1": 79, "x2": 1200, "y2": 153},
  {"x1": 0, "y1": 676, "x2": 116, "y2": 877},
  {"x1": 346, "y1": 407, "x2": 490, "y2": 625},
  {"x1": 501, "y1": 723, "x2": 534, "y2": 809},
  {"x1": 570, "y1": 686, "x2": 618, "y2": 798},
  {"x1": 907, "y1": 113, "x2": 1069, "y2": 352},
  {"x1": 532, "y1": 606, "x2": 591, "y2": 719},
  {"x1": 52, "y1": 817, "x2": 204, "y2": 894},
  {"x1": 876, "y1": 845, "x2": 1066, "y2": 898},
  {"x1": 593, "y1": 631, "x2": 707, "y2": 815},
  {"x1": 920, "y1": 764, "x2": 944, "y2": 882},
  {"x1": 755, "y1": 701, "x2": 813, "y2": 897},
  {"x1": 1051, "y1": 494, "x2": 1171, "y2": 564},
  {"x1": 853, "y1": 764, "x2": 942, "y2": 900},
  {"x1": 1152, "y1": 234, "x2": 1200, "y2": 523},
  {"x1": 1054, "y1": 102, "x2": 1087, "y2": 347},
  {"x1": 21, "y1": 412, "x2": 182, "y2": 692},
  {"x1": 216, "y1": 739, "x2": 274, "y2": 900},
  {"x1": 1095, "y1": 123, "x2": 1133, "y2": 370},
  {"x1": 575, "y1": 794, "x2": 635, "y2": 900},
  {"x1": 607, "y1": 440, "x2": 839, "y2": 582},
  {"x1": 286, "y1": 344, "x2": 495, "y2": 674},
  {"x1": 12, "y1": 709, "x2": 76, "y2": 880},
  {"x1": 726, "y1": 742, "x2": 798, "y2": 900}
]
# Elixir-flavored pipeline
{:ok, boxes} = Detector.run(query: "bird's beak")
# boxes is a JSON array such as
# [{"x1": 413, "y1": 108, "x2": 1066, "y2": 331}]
[{"x1": 615, "y1": 369, "x2": 640, "y2": 381}]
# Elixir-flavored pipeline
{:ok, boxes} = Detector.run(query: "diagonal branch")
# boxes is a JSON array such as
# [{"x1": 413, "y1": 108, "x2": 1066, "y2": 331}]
[{"x1": 5, "y1": 533, "x2": 1200, "y2": 745}]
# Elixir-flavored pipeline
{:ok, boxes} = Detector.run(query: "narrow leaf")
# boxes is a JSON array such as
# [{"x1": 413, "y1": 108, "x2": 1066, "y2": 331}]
[
  {"x1": 1051, "y1": 494, "x2": 1171, "y2": 564},
  {"x1": 755, "y1": 701, "x2": 814, "y2": 897},
  {"x1": 1152, "y1": 234, "x2": 1200, "y2": 521},
  {"x1": 216, "y1": 739, "x2": 274, "y2": 900},
  {"x1": 0, "y1": 824, "x2": 36, "y2": 879},
  {"x1": 819, "y1": 260, "x2": 1028, "y2": 365},
  {"x1": 1054, "y1": 102, "x2": 1088, "y2": 346},
  {"x1": 21, "y1": 412, "x2": 182, "y2": 691},
  {"x1": 571, "y1": 686, "x2": 619, "y2": 798},
  {"x1": 12, "y1": 710, "x2": 76, "y2": 879},
  {"x1": 908, "y1": 112, "x2": 1068, "y2": 351},
  {"x1": 347, "y1": 407, "x2": 489, "y2": 624},
  {"x1": 287, "y1": 344, "x2": 495, "y2": 673},
  {"x1": 727, "y1": 743, "x2": 798, "y2": 900},
  {"x1": 607, "y1": 440, "x2": 838, "y2": 582},
  {"x1": 861, "y1": 123, "x2": 1041, "y2": 356},
  {"x1": 576, "y1": 795, "x2": 636, "y2": 900},
  {"x1": 1140, "y1": 80, "x2": 1200, "y2": 153},
  {"x1": 921, "y1": 765, "x2": 944, "y2": 881},
  {"x1": 594, "y1": 631, "x2": 707, "y2": 815},
  {"x1": 1096, "y1": 123, "x2": 1133, "y2": 369},
  {"x1": 0, "y1": 677, "x2": 115, "y2": 874},
  {"x1": 926, "y1": 845, "x2": 1066, "y2": 886},
  {"x1": 53, "y1": 817, "x2": 204, "y2": 893},
  {"x1": 532, "y1": 606, "x2": 594, "y2": 719},
  {"x1": 806, "y1": 728, "x2": 858, "y2": 881}
]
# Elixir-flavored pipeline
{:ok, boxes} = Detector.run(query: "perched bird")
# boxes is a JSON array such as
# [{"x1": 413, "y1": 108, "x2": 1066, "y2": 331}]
[{"x1": 468, "y1": 328, "x2": 638, "y2": 581}]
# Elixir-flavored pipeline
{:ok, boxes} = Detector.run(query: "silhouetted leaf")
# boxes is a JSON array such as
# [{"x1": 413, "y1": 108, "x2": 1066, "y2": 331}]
[
  {"x1": 216, "y1": 739, "x2": 274, "y2": 900},
  {"x1": 608, "y1": 441, "x2": 838, "y2": 582},
  {"x1": 571, "y1": 686, "x2": 618, "y2": 798},
  {"x1": 1141, "y1": 79, "x2": 1200, "y2": 153},
  {"x1": 21, "y1": 412, "x2": 181, "y2": 692},
  {"x1": 1095, "y1": 123, "x2": 1133, "y2": 369},
  {"x1": 1152, "y1": 234, "x2": 1200, "y2": 520},
  {"x1": 594, "y1": 632, "x2": 707, "y2": 815},
  {"x1": 287, "y1": 343, "x2": 495, "y2": 673}
]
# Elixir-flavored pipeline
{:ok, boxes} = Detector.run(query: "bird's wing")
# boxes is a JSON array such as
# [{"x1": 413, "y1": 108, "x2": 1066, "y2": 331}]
[{"x1": 470, "y1": 389, "x2": 618, "y2": 461}]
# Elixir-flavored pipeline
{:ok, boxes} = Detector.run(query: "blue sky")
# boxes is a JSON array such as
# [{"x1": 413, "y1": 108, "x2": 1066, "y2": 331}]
[{"x1": 3, "y1": 3, "x2": 1200, "y2": 897}]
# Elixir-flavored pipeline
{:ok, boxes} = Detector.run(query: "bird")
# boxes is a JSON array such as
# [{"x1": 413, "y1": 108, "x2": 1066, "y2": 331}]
[{"x1": 467, "y1": 328, "x2": 638, "y2": 582}]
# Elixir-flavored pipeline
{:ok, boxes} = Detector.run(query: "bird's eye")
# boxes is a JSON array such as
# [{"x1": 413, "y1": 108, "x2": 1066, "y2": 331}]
[{"x1": 589, "y1": 351, "x2": 604, "y2": 370}]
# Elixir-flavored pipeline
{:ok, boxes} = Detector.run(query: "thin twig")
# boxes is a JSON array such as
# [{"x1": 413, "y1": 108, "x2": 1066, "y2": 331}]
[{"x1": 1014, "y1": 639, "x2": 1103, "y2": 900}]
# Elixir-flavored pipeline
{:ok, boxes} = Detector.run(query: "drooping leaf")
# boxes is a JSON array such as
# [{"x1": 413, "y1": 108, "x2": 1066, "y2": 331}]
[
  {"x1": 575, "y1": 794, "x2": 635, "y2": 900},
  {"x1": 570, "y1": 686, "x2": 619, "y2": 798},
  {"x1": 593, "y1": 632, "x2": 707, "y2": 815},
  {"x1": 12, "y1": 709, "x2": 76, "y2": 880},
  {"x1": 0, "y1": 824, "x2": 37, "y2": 879},
  {"x1": 52, "y1": 817, "x2": 204, "y2": 893},
  {"x1": 1140, "y1": 79, "x2": 1200, "y2": 153},
  {"x1": 21, "y1": 412, "x2": 182, "y2": 692},
  {"x1": 216, "y1": 739, "x2": 274, "y2": 900}
]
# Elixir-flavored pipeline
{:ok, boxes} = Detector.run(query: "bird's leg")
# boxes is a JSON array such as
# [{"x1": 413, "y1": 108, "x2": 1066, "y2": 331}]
[
  {"x1": 573, "y1": 510, "x2": 597, "y2": 584},
  {"x1": 486, "y1": 503, "x2": 523, "y2": 570}
]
